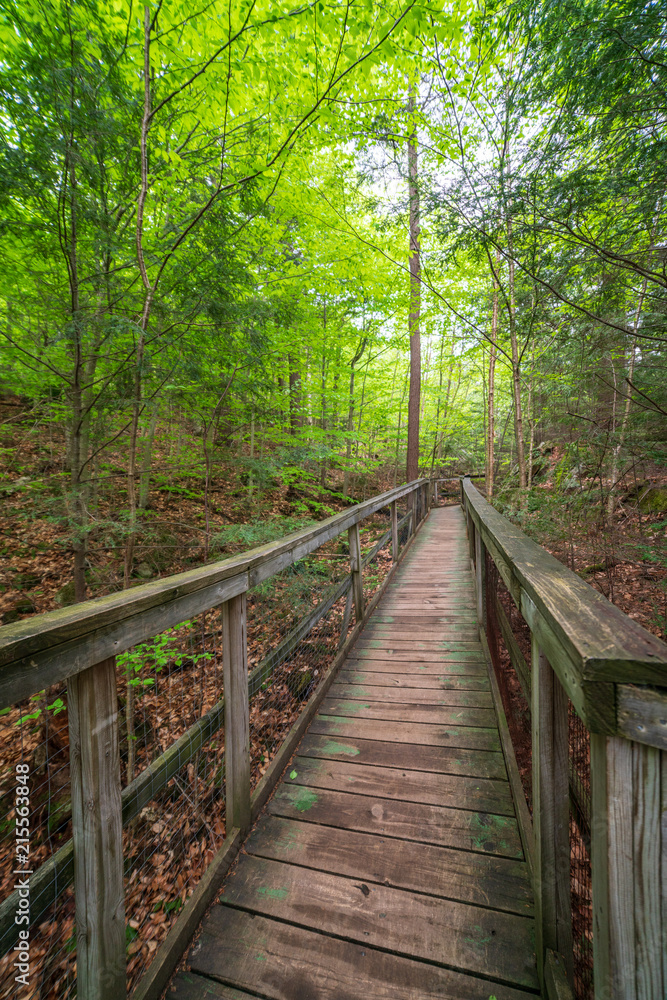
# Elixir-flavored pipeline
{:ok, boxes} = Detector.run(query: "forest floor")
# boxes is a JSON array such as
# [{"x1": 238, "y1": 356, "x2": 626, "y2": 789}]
[{"x1": 1, "y1": 411, "x2": 665, "y2": 998}]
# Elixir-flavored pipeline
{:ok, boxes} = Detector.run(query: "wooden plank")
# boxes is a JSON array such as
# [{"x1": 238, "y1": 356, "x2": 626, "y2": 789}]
[
  {"x1": 462, "y1": 478, "x2": 667, "y2": 695},
  {"x1": 212, "y1": 855, "x2": 538, "y2": 989},
  {"x1": 329, "y1": 680, "x2": 493, "y2": 707},
  {"x1": 309, "y1": 714, "x2": 501, "y2": 752},
  {"x1": 184, "y1": 908, "x2": 538, "y2": 1000},
  {"x1": 68, "y1": 657, "x2": 125, "y2": 1000},
  {"x1": 223, "y1": 593, "x2": 250, "y2": 833},
  {"x1": 337, "y1": 667, "x2": 490, "y2": 690},
  {"x1": 531, "y1": 638, "x2": 573, "y2": 987},
  {"x1": 319, "y1": 696, "x2": 496, "y2": 728},
  {"x1": 662, "y1": 754, "x2": 667, "y2": 999},
  {"x1": 246, "y1": 814, "x2": 533, "y2": 914},
  {"x1": 475, "y1": 528, "x2": 486, "y2": 627},
  {"x1": 345, "y1": 657, "x2": 488, "y2": 676},
  {"x1": 632, "y1": 741, "x2": 664, "y2": 1000},
  {"x1": 544, "y1": 950, "x2": 574, "y2": 1000},
  {"x1": 368, "y1": 613, "x2": 478, "y2": 623},
  {"x1": 348, "y1": 521, "x2": 364, "y2": 623},
  {"x1": 590, "y1": 733, "x2": 637, "y2": 1000},
  {"x1": 522, "y1": 592, "x2": 615, "y2": 734},
  {"x1": 286, "y1": 754, "x2": 514, "y2": 814},
  {"x1": 391, "y1": 579, "x2": 473, "y2": 585},
  {"x1": 350, "y1": 648, "x2": 486, "y2": 663},
  {"x1": 170, "y1": 975, "x2": 262, "y2": 1000},
  {"x1": 353, "y1": 638, "x2": 482, "y2": 652},
  {"x1": 267, "y1": 784, "x2": 524, "y2": 857},
  {"x1": 618, "y1": 684, "x2": 667, "y2": 750},
  {"x1": 297, "y1": 732, "x2": 507, "y2": 779},
  {"x1": 378, "y1": 600, "x2": 477, "y2": 610}
]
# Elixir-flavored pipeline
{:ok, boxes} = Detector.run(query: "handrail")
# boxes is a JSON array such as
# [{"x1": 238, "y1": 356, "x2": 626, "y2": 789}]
[
  {"x1": 462, "y1": 475, "x2": 667, "y2": 999},
  {"x1": 0, "y1": 477, "x2": 431, "y2": 1000},
  {"x1": 0, "y1": 478, "x2": 427, "y2": 708},
  {"x1": 461, "y1": 476, "x2": 667, "y2": 734}
]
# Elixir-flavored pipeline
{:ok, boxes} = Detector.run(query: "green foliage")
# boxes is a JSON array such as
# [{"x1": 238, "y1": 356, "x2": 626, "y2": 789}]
[
  {"x1": 118, "y1": 623, "x2": 211, "y2": 695},
  {"x1": 211, "y1": 516, "x2": 316, "y2": 554}
]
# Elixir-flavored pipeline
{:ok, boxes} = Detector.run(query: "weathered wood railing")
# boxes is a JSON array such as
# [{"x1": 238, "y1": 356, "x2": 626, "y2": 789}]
[
  {"x1": 461, "y1": 475, "x2": 667, "y2": 1000},
  {"x1": 0, "y1": 478, "x2": 431, "y2": 999}
]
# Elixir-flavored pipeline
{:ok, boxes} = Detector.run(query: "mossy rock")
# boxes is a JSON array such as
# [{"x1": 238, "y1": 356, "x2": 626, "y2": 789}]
[
  {"x1": 293, "y1": 670, "x2": 314, "y2": 699},
  {"x1": 639, "y1": 487, "x2": 667, "y2": 513},
  {"x1": 55, "y1": 581, "x2": 76, "y2": 607}
]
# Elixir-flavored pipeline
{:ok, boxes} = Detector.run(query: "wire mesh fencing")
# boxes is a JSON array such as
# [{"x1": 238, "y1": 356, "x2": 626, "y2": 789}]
[
  {"x1": 0, "y1": 490, "x2": 423, "y2": 999},
  {"x1": 488, "y1": 574, "x2": 533, "y2": 810},
  {"x1": 0, "y1": 614, "x2": 230, "y2": 998},
  {"x1": 246, "y1": 506, "x2": 401, "y2": 789},
  {"x1": 569, "y1": 702, "x2": 593, "y2": 1000},
  {"x1": 118, "y1": 613, "x2": 227, "y2": 990},
  {"x1": 0, "y1": 686, "x2": 76, "y2": 999},
  {"x1": 485, "y1": 565, "x2": 594, "y2": 1000}
]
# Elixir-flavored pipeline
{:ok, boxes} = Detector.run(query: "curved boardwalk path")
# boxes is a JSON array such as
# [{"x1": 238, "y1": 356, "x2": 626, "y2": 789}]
[{"x1": 171, "y1": 508, "x2": 538, "y2": 1000}]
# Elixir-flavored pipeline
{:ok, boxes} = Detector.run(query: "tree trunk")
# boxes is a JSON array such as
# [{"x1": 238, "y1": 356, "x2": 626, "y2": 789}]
[
  {"x1": 138, "y1": 402, "x2": 159, "y2": 510},
  {"x1": 486, "y1": 266, "x2": 499, "y2": 500},
  {"x1": 343, "y1": 338, "x2": 366, "y2": 496},
  {"x1": 288, "y1": 354, "x2": 300, "y2": 435},
  {"x1": 607, "y1": 279, "x2": 646, "y2": 521},
  {"x1": 506, "y1": 216, "x2": 526, "y2": 488},
  {"x1": 320, "y1": 301, "x2": 327, "y2": 487},
  {"x1": 406, "y1": 89, "x2": 421, "y2": 483}
]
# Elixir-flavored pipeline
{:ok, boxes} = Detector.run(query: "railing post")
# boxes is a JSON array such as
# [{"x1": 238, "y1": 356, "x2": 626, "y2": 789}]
[
  {"x1": 468, "y1": 512, "x2": 476, "y2": 565},
  {"x1": 222, "y1": 592, "x2": 251, "y2": 833},
  {"x1": 390, "y1": 501, "x2": 398, "y2": 563},
  {"x1": 68, "y1": 656, "x2": 125, "y2": 1000},
  {"x1": 434, "y1": 479, "x2": 438, "y2": 503},
  {"x1": 474, "y1": 529, "x2": 486, "y2": 630},
  {"x1": 531, "y1": 636, "x2": 573, "y2": 990},
  {"x1": 590, "y1": 733, "x2": 663, "y2": 1000},
  {"x1": 348, "y1": 522, "x2": 364, "y2": 622}
]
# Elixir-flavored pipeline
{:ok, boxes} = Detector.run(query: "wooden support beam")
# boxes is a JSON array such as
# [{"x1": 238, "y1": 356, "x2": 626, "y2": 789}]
[
  {"x1": 474, "y1": 530, "x2": 486, "y2": 630},
  {"x1": 390, "y1": 501, "x2": 398, "y2": 563},
  {"x1": 532, "y1": 637, "x2": 574, "y2": 990},
  {"x1": 591, "y1": 734, "x2": 665, "y2": 1000},
  {"x1": 68, "y1": 657, "x2": 125, "y2": 1000},
  {"x1": 348, "y1": 522, "x2": 364, "y2": 623},
  {"x1": 222, "y1": 593, "x2": 250, "y2": 834}
]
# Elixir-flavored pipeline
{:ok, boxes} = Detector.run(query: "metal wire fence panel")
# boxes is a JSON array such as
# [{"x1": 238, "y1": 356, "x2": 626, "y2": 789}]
[
  {"x1": 246, "y1": 531, "x2": 354, "y2": 783},
  {"x1": 569, "y1": 702, "x2": 593, "y2": 1000},
  {"x1": 492, "y1": 582, "x2": 533, "y2": 812},
  {"x1": 123, "y1": 732, "x2": 226, "y2": 989},
  {"x1": 0, "y1": 612, "x2": 228, "y2": 998},
  {"x1": 117, "y1": 613, "x2": 227, "y2": 993},
  {"x1": 0, "y1": 688, "x2": 76, "y2": 999},
  {"x1": 0, "y1": 489, "x2": 424, "y2": 999},
  {"x1": 489, "y1": 577, "x2": 594, "y2": 1000}
]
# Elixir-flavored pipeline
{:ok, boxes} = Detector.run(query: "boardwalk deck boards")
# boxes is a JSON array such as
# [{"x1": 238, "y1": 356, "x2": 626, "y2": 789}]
[{"x1": 171, "y1": 508, "x2": 538, "y2": 1000}]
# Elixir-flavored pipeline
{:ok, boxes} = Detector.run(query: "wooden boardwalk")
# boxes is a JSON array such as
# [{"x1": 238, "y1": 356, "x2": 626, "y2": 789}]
[{"x1": 171, "y1": 507, "x2": 538, "y2": 1000}]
